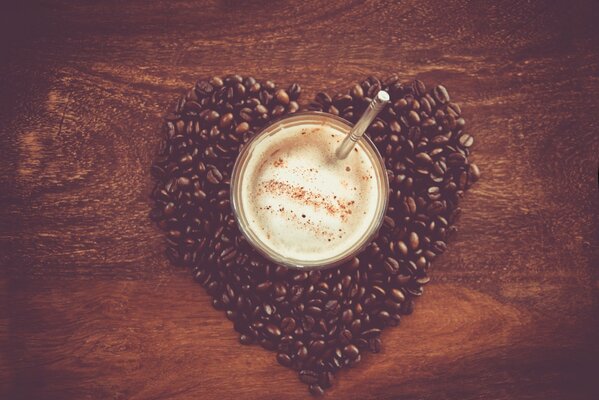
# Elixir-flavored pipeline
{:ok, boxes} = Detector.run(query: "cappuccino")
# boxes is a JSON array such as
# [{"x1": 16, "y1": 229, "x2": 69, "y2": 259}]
[{"x1": 232, "y1": 113, "x2": 388, "y2": 268}]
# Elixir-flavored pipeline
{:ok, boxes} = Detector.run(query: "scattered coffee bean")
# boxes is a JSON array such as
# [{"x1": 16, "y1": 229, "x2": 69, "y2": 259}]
[{"x1": 309, "y1": 384, "x2": 325, "y2": 396}]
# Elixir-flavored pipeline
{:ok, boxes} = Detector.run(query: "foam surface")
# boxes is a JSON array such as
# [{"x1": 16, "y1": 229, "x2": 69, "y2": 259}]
[{"x1": 240, "y1": 121, "x2": 380, "y2": 262}]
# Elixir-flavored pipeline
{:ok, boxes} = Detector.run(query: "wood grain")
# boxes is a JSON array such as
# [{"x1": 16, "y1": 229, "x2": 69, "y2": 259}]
[{"x1": 1, "y1": 0, "x2": 598, "y2": 399}]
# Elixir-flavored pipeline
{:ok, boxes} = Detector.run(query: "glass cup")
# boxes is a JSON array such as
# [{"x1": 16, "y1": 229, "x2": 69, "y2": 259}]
[{"x1": 230, "y1": 112, "x2": 389, "y2": 270}]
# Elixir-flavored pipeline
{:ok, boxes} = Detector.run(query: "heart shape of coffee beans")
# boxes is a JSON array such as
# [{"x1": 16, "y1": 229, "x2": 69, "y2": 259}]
[{"x1": 150, "y1": 74, "x2": 479, "y2": 395}]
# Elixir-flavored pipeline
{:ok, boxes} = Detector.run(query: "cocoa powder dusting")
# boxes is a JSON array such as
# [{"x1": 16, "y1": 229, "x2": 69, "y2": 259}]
[{"x1": 261, "y1": 179, "x2": 354, "y2": 222}]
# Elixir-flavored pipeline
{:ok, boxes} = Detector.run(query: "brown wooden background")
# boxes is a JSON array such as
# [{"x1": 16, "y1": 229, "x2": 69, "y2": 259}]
[{"x1": 1, "y1": 1, "x2": 598, "y2": 399}]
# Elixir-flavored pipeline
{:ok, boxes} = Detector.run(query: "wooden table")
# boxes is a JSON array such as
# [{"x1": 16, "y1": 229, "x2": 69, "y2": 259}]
[{"x1": 1, "y1": 1, "x2": 598, "y2": 399}]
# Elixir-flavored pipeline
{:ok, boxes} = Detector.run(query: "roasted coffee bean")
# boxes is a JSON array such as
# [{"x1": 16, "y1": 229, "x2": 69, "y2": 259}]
[
  {"x1": 319, "y1": 371, "x2": 334, "y2": 389},
  {"x1": 310, "y1": 340, "x2": 326, "y2": 355},
  {"x1": 369, "y1": 337, "x2": 382, "y2": 353},
  {"x1": 277, "y1": 317, "x2": 294, "y2": 335},
  {"x1": 408, "y1": 110, "x2": 420, "y2": 125},
  {"x1": 299, "y1": 370, "x2": 319, "y2": 384},
  {"x1": 206, "y1": 167, "x2": 223, "y2": 184},
  {"x1": 458, "y1": 133, "x2": 474, "y2": 148},
  {"x1": 391, "y1": 288, "x2": 406, "y2": 303},
  {"x1": 177, "y1": 176, "x2": 191, "y2": 187},
  {"x1": 343, "y1": 344, "x2": 360, "y2": 360},
  {"x1": 277, "y1": 352, "x2": 292, "y2": 367},
  {"x1": 447, "y1": 152, "x2": 467, "y2": 167},
  {"x1": 469, "y1": 163, "x2": 481, "y2": 182},
  {"x1": 342, "y1": 309, "x2": 354, "y2": 324},
  {"x1": 396, "y1": 240, "x2": 409, "y2": 257},
  {"x1": 288, "y1": 101, "x2": 300, "y2": 113},
  {"x1": 412, "y1": 79, "x2": 426, "y2": 97},
  {"x1": 433, "y1": 85, "x2": 450, "y2": 104},
  {"x1": 350, "y1": 84, "x2": 364, "y2": 99},
  {"x1": 309, "y1": 384, "x2": 325, "y2": 396},
  {"x1": 255, "y1": 104, "x2": 268, "y2": 116},
  {"x1": 288, "y1": 83, "x2": 301, "y2": 100},
  {"x1": 195, "y1": 80, "x2": 214, "y2": 97},
  {"x1": 415, "y1": 152, "x2": 433, "y2": 165},
  {"x1": 239, "y1": 334, "x2": 254, "y2": 345},
  {"x1": 275, "y1": 89, "x2": 290, "y2": 105},
  {"x1": 408, "y1": 232, "x2": 420, "y2": 250},
  {"x1": 272, "y1": 105, "x2": 286, "y2": 117},
  {"x1": 314, "y1": 91, "x2": 331, "y2": 108},
  {"x1": 235, "y1": 122, "x2": 250, "y2": 134},
  {"x1": 265, "y1": 323, "x2": 281, "y2": 338},
  {"x1": 151, "y1": 75, "x2": 478, "y2": 396},
  {"x1": 297, "y1": 345, "x2": 309, "y2": 361},
  {"x1": 384, "y1": 257, "x2": 400, "y2": 275},
  {"x1": 219, "y1": 113, "x2": 234, "y2": 129},
  {"x1": 256, "y1": 280, "x2": 272, "y2": 292},
  {"x1": 339, "y1": 329, "x2": 353, "y2": 345}
]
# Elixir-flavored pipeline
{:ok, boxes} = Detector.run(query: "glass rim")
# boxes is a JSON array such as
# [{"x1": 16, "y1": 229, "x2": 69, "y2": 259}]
[{"x1": 230, "y1": 111, "x2": 389, "y2": 270}]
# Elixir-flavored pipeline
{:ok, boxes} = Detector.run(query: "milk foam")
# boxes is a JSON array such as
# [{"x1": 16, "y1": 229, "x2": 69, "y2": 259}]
[{"x1": 241, "y1": 121, "x2": 380, "y2": 262}]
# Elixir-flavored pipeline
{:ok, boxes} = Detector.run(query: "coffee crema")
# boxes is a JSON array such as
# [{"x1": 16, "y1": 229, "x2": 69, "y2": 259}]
[{"x1": 240, "y1": 121, "x2": 380, "y2": 262}]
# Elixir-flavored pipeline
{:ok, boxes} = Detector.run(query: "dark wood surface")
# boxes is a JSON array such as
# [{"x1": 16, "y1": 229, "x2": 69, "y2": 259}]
[{"x1": 1, "y1": 1, "x2": 599, "y2": 399}]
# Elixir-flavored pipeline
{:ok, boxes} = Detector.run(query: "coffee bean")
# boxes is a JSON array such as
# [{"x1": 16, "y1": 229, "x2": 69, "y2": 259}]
[
  {"x1": 408, "y1": 110, "x2": 420, "y2": 125},
  {"x1": 312, "y1": 93, "x2": 330, "y2": 109},
  {"x1": 239, "y1": 108, "x2": 253, "y2": 122},
  {"x1": 396, "y1": 240, "x2": 409, "y2": 257},
  {"x1": 433, "y1": 85, "x2": 450, "y2": 104},
  {"x1": 233, "y1": 122, "x2": 249, "y2": 135},
  {"x1": 219, "y1": 113, "x2": 234, "y2": 129},
  {"x1": 415, "y1": 152, "x2": 432, "y2": 165},
  {"x1": 277, "y1": 352, "x2": 292, "y2": 367},
  {"x1": 275, "y1": 89, "x2": 290, "y2": 105},
  {"x1": 297, "y1": 345, "x2": 309, "y2": 361},
  {"x1": 408, "y1": 232, "x2": 420, "y2": 250},
  {"x1": 412, "y1": 79, "x2": 426, "y2": 97},
  {"x1": 288, "y1": 101, "x2": 299, "y2": 113},
  {"x1": 369, "y1": 337, "x2": 382, "y2": 353},
  {"x1": 163, "y1": 202, "x2": 176, "y2": 217},
  {"x1": 239, "y1": 334, "x2": 254, "y2": 345},
  {"x1": 273, "y1": 317, "x2": 292, "y2": 336},
  {"x1": 458, "y1": 133, "x2": 474, "y2": 148},
  {"x1": 307, "y1": 306, "x2": 323, "y2": 316},
  {"x1": 324, "y1": 299, "x2": 339, "y2": 313},
  {"x1": 261, "y1": 80, "x2": 275, "y2": 91},
  {"x1": 255, "y1": 104, "x2": 268, "y2": 116},
  {"x1": 339, "y1": 329, "x2": 353, "y2": 345},
  {"x1": 343, "y1": 344, "x2": 360, "y2": 360},
  {"x1": 204, "y1": 110, "x2": 219, "y2": 123},
  {"x1": 319, "y1": 371, "x2": 334, "y2": 389},
  {"x1": 447, "y1": 152, "x2": 467, "y2": 167},
  {"x1": 177, "y1": 176, "x2": 191, "y2": 187},
  {"x1": 152, "y1": 75, "x2": 478, "y2": 396},
  {"x1": 384, "y1": 257, "x2": 400, "y2": 275},
  {"x1": 206, "y1": 167, "x2": 223, "y2": 184},
  {"x1": 310, "y1": 340, "x2": 326, "y2": 355},
  {"x1": 256, "y1": 280, "x2": 272, "y2": 293},
  {"x1": 195, "y1": 80, "x2": 214, "y2": 97},
  {"x1": 350, "y1": 84, "x2": 364, "y2": 99},
  {"x1": 309, "y1": 384, "x2": 325, "y2": 396},
  {"x1": 272, "y1": 105, "x2": 286, "y2": 117},
  {"x1": 391, "y1": 288, "x2": 406, "y2": 303},
  {"x1": 288, "y1": 83, "x2": 301, "y2": 100},
  {"x1": 342, "y1": 309, "x2": 354, "y2": 325},
  {"x1": 469, "y1": 163, "x2": 481, "y2": 182},
  {"x1": 299, "y1": 369, "x2": 319, "y2": 384}
]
